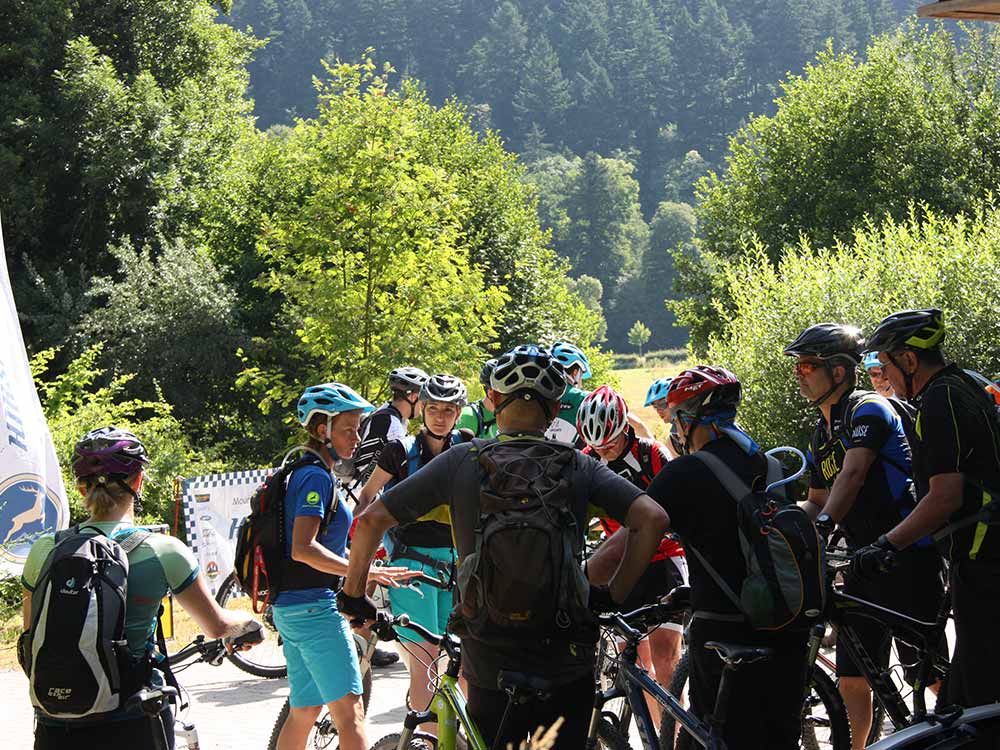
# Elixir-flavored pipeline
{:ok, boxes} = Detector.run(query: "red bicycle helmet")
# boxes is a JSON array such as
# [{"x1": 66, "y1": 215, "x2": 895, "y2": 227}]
[{"x1": 666, "y1": 365, "x2": 742, "y2": 416}]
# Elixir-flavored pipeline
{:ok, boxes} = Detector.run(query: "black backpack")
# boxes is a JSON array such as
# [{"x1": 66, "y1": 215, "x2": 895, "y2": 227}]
[
  {"x1": 20, "y1": 526, "x2": 152, "y2": 719},
  {"x1": 687, "y1": 452, "x2": 826, "y2": 631},
  {"x1": 233, "y1": 447, "x2": 339, "y2": 612},
  {"x1": 454, "y1": 438, "x2": 595, "y2": 643}
]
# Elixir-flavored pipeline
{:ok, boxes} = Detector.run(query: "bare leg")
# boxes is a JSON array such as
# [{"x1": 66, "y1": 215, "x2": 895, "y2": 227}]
[
  {"x1": 327, "y1": 692, "x2": 368, "y2": 750},
  {"x1": 839, "y1": 676, "x2": 873, "y2": 750},
  {"x1": 404, "y1": 640, "x2": 440, "y2": 736},
  {"x1": 276, "y1": 705, "x2": 323, "y2": 750}
]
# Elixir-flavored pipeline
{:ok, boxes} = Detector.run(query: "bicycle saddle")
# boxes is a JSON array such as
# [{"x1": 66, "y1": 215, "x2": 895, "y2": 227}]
[
  {"x1": 497, "y1": 670, "x2": 556, "y2": 698},
  {"x1": 704, "y1": 641, "x2": 774, "y2": 666}
]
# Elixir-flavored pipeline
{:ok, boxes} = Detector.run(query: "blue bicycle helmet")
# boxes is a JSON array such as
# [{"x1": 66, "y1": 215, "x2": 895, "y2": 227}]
[
  {"x1": 863, "y1": 351, "x2": 882, "y2": 371},
  {"x1": 550, "y1": 341, "x2": 592, "y2": 380},
  {"x1": 644, "y1": 377, "x2": 674, "y2": 406},
  {"x1": 297, "y1": 383, "x2": 374, "y2": 426}
]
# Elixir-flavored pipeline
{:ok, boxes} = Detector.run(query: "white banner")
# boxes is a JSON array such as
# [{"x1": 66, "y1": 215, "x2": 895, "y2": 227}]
[
  {"x1": 181, "y1": 468, "x2": 271, "y2": 595},
  {"x1": 0, "y1": 217, "x2": 69, "y2": 578}
]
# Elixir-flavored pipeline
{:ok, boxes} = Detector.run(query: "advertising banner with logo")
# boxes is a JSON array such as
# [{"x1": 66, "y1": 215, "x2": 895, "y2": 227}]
[
  {"x1": 180, "y1": 469, "x2": 270, "y2": 595},
  {"x1": 0, "y1": 219, "x2": 68, "y2": 578}
]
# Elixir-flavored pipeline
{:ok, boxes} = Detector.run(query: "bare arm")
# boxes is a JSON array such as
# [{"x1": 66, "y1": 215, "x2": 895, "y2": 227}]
[
  {"x1": 356, "y1": 466, "x2": 393, "y2": 516},
  {"x1": 886, "y1": 473, "x2": 964, "y2": 550},
  {"x1": 174, "y1": 575, "x2": 256, "y2": 639},
  {"x1": 608, "y1": 495, "x2": 670, "y2": 604},
  {"x1": 586, "y1": 527, "x2": 627, "y2": 585},
  {"x1": 800, "y1": 487, "x2": 828, "y2": 519},
  {"x1": 628, "y1": 412, "x2": 654, "y2": 440},
  {"x1": 822, "y1": 447, "x2": 876, "y2": 523},
  {"x1": 291, "y1": 515, "x2": 351, "y2": 576},
  {"x1": 343, "y1": 501, "x2": 398, "y2": 598}
]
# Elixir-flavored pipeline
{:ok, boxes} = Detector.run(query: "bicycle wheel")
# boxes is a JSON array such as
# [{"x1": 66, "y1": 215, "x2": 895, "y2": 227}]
[
  {"x1": 596, "y1": 628, "x2": 631, "y2": 729},
  {"x1": 215, "y1": 572, "x2": 287, "y2": 678},
  {"x1": 659, "y1": 652, "x2": 851, "y2": 750},
  {"x1": 370, "y1": 732, "x2": 437, "y2": 750},
  {"x1": 596, "y1": 716, "x2": 633, "y2": 750},
  {"x1": 266, "y1": 639, "x2": 373, "y2": 750}
]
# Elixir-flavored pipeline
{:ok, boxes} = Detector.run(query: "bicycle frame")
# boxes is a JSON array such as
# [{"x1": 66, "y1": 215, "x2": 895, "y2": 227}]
[
  {"x1": 590, "y1": 641, "x2": 714, "y2": 750},
  {"x1": 397, "y1": 671, "x2": 488, "y2": 750}
]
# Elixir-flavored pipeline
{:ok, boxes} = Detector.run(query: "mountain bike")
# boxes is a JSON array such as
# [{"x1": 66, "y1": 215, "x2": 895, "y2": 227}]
[
  {"x1": 129, "y1": 627, "x2": 265, "y2": 749},
  {"x1": 591, "y1": 592, "x2": 849, "y2": 750},
  {"x1": 215, "y1": 571, "x2": 287, "y2": 678}
]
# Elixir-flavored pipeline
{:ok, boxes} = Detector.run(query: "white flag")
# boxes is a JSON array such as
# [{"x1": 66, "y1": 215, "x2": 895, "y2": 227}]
[{"x1": 0, "y1": 215, "x2": 68, "y2": 577}]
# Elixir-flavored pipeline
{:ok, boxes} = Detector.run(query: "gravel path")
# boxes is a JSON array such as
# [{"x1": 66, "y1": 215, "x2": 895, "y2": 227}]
[{"x1": 2, "y1": 651, "x2": 411, "y2": 749}]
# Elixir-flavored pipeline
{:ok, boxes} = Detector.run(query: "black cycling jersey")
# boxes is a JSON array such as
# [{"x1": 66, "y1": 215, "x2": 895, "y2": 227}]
[
  {"x1": 911, "y1": 364, "x2": 1000, "y2": 562},
  {"x1": 807, "y1": 389, "x2": 922, "y2": 548},
  {"x1": 353, "y1": 403, "x2": 405, "y2": 482}
]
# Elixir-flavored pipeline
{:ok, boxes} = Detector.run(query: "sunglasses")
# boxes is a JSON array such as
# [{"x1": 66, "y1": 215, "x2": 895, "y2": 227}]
[
  {"x1": 867, "y1": 366, "x2": 886, "y2": 379},
  {"x1": 793, "y1": 360, "x2": 826, "y2": 375}
]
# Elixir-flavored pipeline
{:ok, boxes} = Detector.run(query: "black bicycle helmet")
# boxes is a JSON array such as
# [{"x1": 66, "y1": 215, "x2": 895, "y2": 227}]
[
  {"x1": 490, "y1": 345, "x2": 567, "y2": 402},
  {"x1": 866, "y1": 309, "x2": 945, "y2": 354},
  {"x1": 479, "y1": 358, "x2": 498, "y2": 388},
  {"x1": 419, "y1": 374, "x2": 468, "y2": 407},
  {"x1": 784, "y1": 323, "x2": 864, "y2": 364}
]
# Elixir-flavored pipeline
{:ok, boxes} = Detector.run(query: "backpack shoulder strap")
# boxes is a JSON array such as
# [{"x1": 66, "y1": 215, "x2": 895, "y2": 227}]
[
  {"x1": 116, "y1": 528, "x2": 153, "y2": 554},
  {"x1": 692, "y1": 450, "x2": 752, "y2": 501}
]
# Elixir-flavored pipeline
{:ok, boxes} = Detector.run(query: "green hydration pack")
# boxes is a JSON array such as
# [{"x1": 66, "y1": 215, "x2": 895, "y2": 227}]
[
  {"x1": 687, "y1": 451, "x2": 827, "y2": 631},
  {"x1": 454, "y1": 438, "x2": 594, "y2": 644}
]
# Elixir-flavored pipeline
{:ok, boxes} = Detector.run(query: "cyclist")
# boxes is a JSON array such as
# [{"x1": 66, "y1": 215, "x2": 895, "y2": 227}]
[
  {"x1": 577, "y1": 385, "x2": 686, "y2": 722},
  {"x1": 857, "y1": 309, "x2": 1000, "y2": 725},
  {"x1": 642, "y1": 366, "x2": 809, "y2": 750},
  {"x1": 20, "y1": 427, "x2": 262, "y2": 750},
  {"x1": 457, "y1": 359, "x2": 498, "y2": 438},
  {"x1": 784, "y1": 323, "x2": 946, "y2": 749},
  {"x1": 545, "y1": 341, "x2": 653, "y2": 444},
  {"x1": 272, "y1": 383, "x2": 417, "y2": 750},
  {"x1": 356, "y1": 374, "x2": 472, "y2": 732},
  {"x1": 340, "y1": 345, "x2": 669, "y2": 750},
  {"x1": 864, "y1": 351, "x2": 895, "y2": 398},
  {"x1": 352, "y1": 367, "x2": 429, "y2": 484}
]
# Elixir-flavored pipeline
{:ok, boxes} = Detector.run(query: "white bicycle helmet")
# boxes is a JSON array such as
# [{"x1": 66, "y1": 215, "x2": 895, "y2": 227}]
[
  {"x1": 419, "y1": 374, "x2": 468, "y2": 407},
  {"x1": 389, "y1": 366, "x2": 430, "y2": 393},
  {"x1": 577, "y1": 386, "x2": 630, "y2": 448}
]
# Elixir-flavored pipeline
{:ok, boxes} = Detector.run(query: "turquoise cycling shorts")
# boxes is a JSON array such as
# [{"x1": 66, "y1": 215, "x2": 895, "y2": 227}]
[
  {"x1": 272, "y1": 599, "x2": 363, "y2": 707},
  {"x1": 388, "y1": 545, "x2": 455, "y2": 644}
]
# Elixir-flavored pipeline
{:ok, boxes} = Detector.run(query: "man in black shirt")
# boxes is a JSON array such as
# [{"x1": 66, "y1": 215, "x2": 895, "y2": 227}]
[
  {"x1": 785, "y1": 323, "x2": 946, "y2": 749},
  {"x1": 644, "y1": 365, "x2": 809, "y2": 750},
  {"x1": 861, "y1": 309, "x2": 1000, "y2": 728},
  {"x1": 339, "y1": 345, "x2": 669, "y2": 750}
]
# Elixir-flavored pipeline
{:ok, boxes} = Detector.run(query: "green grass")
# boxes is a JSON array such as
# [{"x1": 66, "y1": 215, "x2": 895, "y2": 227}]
[{"x1": 610, "y1": 364, "x2": 689, "y2": 443}]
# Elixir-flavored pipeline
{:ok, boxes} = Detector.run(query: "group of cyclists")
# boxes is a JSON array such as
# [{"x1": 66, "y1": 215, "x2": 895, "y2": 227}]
[{"x1": 17, "y1": 312, "x2": 1000, "y2": 750}]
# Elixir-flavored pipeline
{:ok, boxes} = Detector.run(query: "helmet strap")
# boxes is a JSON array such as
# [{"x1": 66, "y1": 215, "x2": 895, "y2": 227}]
[
  {"x1": 808, "y1": 361, "x2": 847, "y2": 407},
  {"x1": 422, "y1": 416, "x2": 450, "y2": 441},
  {"x1": 886, "y1": 351, "x2": 915, "y2": 400},
  {"x1": 113, "y1": 477, "x2": 143, "y2": 514},
  {"x1": 323, "y1": 415, "x2": 343, "y2": 462}
]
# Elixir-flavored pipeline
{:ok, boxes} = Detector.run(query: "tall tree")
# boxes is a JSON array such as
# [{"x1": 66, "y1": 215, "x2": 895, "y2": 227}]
[
  {"x1": 462, "y1": 2, "x2": 529, "y2": 136},
  {"x1": 512, "y1": 35, "x2": 572, "y2": 143}
]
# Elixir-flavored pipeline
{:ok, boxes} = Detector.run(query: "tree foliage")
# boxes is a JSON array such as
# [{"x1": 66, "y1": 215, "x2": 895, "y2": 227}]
[
  {"x1": 706, "y1": 205, "x2": 1000, "y2": 451},
  {"x1": 681, "y1": 25, "x2": 1000, "y2": 351}
]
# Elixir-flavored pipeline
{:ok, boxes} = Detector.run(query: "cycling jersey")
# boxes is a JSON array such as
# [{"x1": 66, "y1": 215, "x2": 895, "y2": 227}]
[
  {"x1": 274, "y1": 464, "x2": 353, "y2": 606},
  {"x1": 457, "y1": 400, "x2": 497, "y2": 438},
  {"x1": 22, "y1": 523, "x2": 198, "y2": 657},
  {"x1": 582, "y1": 431, "x2": 683, "y2": 561},
  {"x1": 545, "y1": 385, "x2": 588, "y2": 445},
  {"x1": 911, "y1": 364, "x2": 1000, "y2": 562},
  {"x1": 807, "y1": 389, "x2": 925, "y2": 548},
  {"x1": 353, "y1": 402, "x2": 408, "y2": 482}
]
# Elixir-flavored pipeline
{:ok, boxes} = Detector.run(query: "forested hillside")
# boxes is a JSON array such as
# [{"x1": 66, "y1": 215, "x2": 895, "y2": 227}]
[{"x1": 229, "y1": 0, "x2": 906, "y2": 348}]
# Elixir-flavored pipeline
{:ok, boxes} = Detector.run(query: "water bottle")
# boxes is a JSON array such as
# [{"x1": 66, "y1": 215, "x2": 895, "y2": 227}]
[{"x1": 175, "y1": 721, "x2": 200, "y2": 750}]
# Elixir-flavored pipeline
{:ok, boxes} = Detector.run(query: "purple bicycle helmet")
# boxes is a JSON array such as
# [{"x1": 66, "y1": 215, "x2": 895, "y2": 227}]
[{"x1": 73, "y1": 427, "x2": 150, "y2": 479}]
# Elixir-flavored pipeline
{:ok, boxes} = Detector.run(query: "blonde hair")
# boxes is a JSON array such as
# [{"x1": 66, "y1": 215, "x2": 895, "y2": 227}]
[{"x1": 78, "y1": 473, "x2": 139, "y2": 516}]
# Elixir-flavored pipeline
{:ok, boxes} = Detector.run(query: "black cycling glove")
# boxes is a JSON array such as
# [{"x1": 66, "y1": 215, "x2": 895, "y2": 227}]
[
  {"x1": 336, "y1": 589, "x2": 378, "y2": 624},
  {"x1": 588, "y1": 583, "x2": 618, "y2": 614},
  {"x1": 814, "y1": 513, "x2": 836, "y2": 545},
  {"x1": 850, "y1": 535, "x2": 898, "y2": 580}
]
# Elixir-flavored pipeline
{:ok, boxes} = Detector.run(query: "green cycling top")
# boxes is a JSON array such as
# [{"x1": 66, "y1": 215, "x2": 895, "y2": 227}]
[
  {"x1": 458, "y1": 400, "x2": 497, "y2": 438},
  {"x1": 22, "y1": 522, "x2": 199, "y2": 658},
  {"x1": 545, "y1": 385, "x2": 588, "y2": 444}
]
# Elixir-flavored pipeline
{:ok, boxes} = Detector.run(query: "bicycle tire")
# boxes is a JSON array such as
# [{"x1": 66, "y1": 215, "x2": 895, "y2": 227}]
[
  {"x1": 596, "y1": 716, "x2": 633, "y2": 750},
  {"x1": 215, "y1": 572, "x2": 287, "y2": 678},
  {"x1": 267, "y1": 640, "x2": 373, "y2": 750},
  {"x1": 658, "y1": 652, "x2": 851, "y2": 750},
  {"x1": 370, "y1": 732, "x2": 437, "y2": 750}
]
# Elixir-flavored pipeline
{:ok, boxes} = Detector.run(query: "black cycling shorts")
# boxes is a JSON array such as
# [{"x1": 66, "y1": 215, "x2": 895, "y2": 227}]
[
  {"x1": 619, "y1": 556, "x2": 689, "y2": 625},
  {"x1": 836, "y1": 549, "x2": 947, "y2": 684}
]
